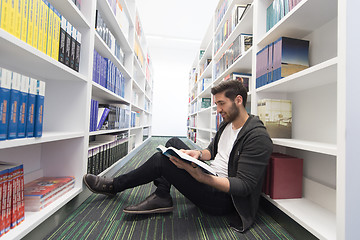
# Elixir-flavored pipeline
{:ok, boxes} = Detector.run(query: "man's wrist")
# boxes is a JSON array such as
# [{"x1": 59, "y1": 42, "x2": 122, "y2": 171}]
[{"x1": 198, "y1": 150, "x2": 202, "y2": 160}]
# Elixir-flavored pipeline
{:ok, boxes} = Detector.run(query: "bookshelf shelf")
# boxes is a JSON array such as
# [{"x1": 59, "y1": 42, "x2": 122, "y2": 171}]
[
  {"x1": 91, "y1": 82, "x2": 129, "y2": 103},
  {"x1": 89, "y1": 128, "x2": 130, "y2": 136},
  {"x1": 272, "y1": 138, "x2": 337, "y2": 156},
  {"x1": 262, "y1": 194, "x2": 336, "y2": 240},
  {"x1": 0, "y1": 29, "x2": 87, "y2": 83}
]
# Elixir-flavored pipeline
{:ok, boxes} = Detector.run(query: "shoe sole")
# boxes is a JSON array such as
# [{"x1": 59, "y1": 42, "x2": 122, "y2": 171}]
[
  {"x1": 83, "y1": 175, "x2": 116, "y2": 197},
  {"x1": 123, "y1": 206, "x2": 174, "y2": 214}
]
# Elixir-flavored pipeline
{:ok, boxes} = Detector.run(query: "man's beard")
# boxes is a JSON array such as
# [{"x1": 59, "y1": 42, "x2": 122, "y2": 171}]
[{"x1": 222, "y1": 102, "x2": 240, "y2": 123}]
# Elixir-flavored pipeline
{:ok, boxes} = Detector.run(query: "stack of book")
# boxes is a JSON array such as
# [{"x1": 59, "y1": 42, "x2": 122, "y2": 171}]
[
  {"x1": 88, "y1": 134, "x2": 129, "y2": 175},
  {"x1": 256, "y1": 36, "x2": 309, "y2": 88},
  {"x1": 24, "y1": 176, "x2": 75, "y2": 212},
  {"x1": 263, "y1": 152, "x2": 303, "y2": 199},
  {"x1": 0, "y1": 67, "x2": 45, "y2": 141},
  {"x1": 266, "y1": 0, "x2": 303, "y2": 32},
  {"x1": 0, "y1": 162, "x2": 24, "y2": 237},
  {"x1": 0, "y1": 0, "x2": 81, "y2": 72}
]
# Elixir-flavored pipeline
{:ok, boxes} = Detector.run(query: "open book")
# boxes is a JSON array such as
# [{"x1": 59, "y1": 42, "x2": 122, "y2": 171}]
[{"x1": 157, "y1": 145, "x2": 218, "y2": 176}]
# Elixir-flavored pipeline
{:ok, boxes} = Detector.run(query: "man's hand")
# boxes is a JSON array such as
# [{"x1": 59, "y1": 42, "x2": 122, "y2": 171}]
[
  {"x1": 180, "y1": 149, "x2": 201, "y2": 160},
  {"x1": 168, "y1": 155, "x2": 205, "y2": 182}
]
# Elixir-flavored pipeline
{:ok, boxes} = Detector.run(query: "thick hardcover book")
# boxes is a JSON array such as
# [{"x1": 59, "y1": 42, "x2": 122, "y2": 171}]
[
  {"x1": 269, "y1": 153, "x2": 303, "y2": 199},
  {"x1": 17, "y1": 75, "x2": 29, "y2": 138},
  {"x1": 74, "y1": 30, "x2": 81, "y2": 72},
  {"x1": 157, "y1": 145, "x2": 218, "y2": 176},
  {"x1": 52, "y1": 8, "x2": 61, "y2": 60},
  {"x1": 69, "y1": 25, "x2": 76, "y2": 69},
  {"x1": 58, "y1": 16, "x2": 66, "y2": 63},
  {"x1": 273, "y1": 36, "x2": 309, "y2": 81},
  {"x1": 34, "y1": 80, "x2": 45, "y2": 137},
  {"x1": 64, "y1": 15, "x2": 71, "y2": 66},
  {"x1": 8, "y1": 72, "x2": 21, "y2": 139},
  {"x1": 26, "y1": 78, "x2": 37, "y2": 137},
  {"x1": 0, "y1": 68, "x2": 11, "y2": 140}
]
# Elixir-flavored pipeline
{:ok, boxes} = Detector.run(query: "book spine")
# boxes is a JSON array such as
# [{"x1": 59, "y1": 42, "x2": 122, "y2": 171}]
[
  {"x1": 34, "y1": 80, "x2": 45, "y2": 137},
  {"x1": 17, "y1": 75, "x2": 29, "y2": 138},
  {"x1": 7, "y1": 0, "x2": 15, "y2": 35},
  {"x1": 16, "y1": 165, "x2": 24, "y2": 224},
  {"x1": 64, "y1": 18, "x2": 71, "y2": 66},
  {"x1": 27, "y1": 0, "x2": 34, "y2": 46},
  {"x1": 46, "y1": 2, "x2": 53, "y2": 57},
  {"x1": 74, "y1": 29, "x2": 81, "y2": 72},
  {"x1": 69, "y1": 24, "x2": 76, "y2": 69},
  {"x1": 0, "y1": 168, "x2": 9, "y2": 237},
  {"x1": 20, "y1": 0, "x2": 28, "y2": 42},
  {"x1": 26, "y1": 77, "x2": 37, "y2": 137},
  {"x1": 0, "y1": 68, "x2": 11, "y2": 140},
  {"x1": 52, "y1": 8, "x2": 60, "y2": 60},
  {"x1": 33, "y1": 0, "x2": 40, "y2": 49},
  {"x1": 41, "y1": 0, "x2": 48, "y2": 54},
  {"x1": 7, "y1": 72, "x2": 21, "y2": 139},
  {"x1": 13, "y1": 0, "x2": 21, "y2": 38}
]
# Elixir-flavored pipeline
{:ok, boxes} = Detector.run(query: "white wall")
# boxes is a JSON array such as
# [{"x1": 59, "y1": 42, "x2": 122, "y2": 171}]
[{"x1": 136, "y1": 0, "x2": 219, "y2": 136}]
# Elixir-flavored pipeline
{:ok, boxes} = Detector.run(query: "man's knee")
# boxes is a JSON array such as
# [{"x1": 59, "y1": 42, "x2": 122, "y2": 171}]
[{"x1": 165, "y1": 137, "x2": 181, "y2": 147}]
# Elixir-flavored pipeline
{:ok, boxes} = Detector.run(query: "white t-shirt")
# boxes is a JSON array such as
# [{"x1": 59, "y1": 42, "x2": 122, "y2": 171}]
[{"x1": 210, "y1": 123, "x2": 241, "y2": 178}]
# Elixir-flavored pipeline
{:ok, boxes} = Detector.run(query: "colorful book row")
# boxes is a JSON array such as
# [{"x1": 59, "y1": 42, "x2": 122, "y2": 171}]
[
  {"x1": 267, "y1": 0, "x2": 303, "y2": 32},
  {"x1": 256, "y1": 36, "x2": 309, "y2": 88},
  {"x1": 88, "y1": 135, "x2": 128, "y2": 175},
  {"x1": 89, "y1": 100, "x2": 130, "y2": 132},
  {"x1": 215, "y1": 33, "x2": 253, "y2": 79},
  {"x1": 95, "y1": 10, "x2": 125, "y2": 65},
  {"x1": 0, "y1": 0, "x2": 81, "y2": 72},
  {"x1": 24, "y1": 176, "x2": 75, "y2": 212},
  {"x1": 92, "y1": 50, "x2": 126, "y2": 98},
  {"x1": 0, "y1": 162, "x2": 24, "y2": 237},
  {"x1": 0, "y1": 67, "x2": 45, "y2": 141}
]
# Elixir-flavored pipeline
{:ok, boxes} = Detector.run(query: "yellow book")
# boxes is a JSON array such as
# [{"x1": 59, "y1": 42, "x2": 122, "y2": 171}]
[
  {"x1": 32, "y1": 0, "x2": 39, "y2": 49},
  {"x1": 46, "y1": 2, "x2": 53, "y2": 57},
  {"x1": 27, "y1": 0, "x2": 33, "y2": 46},
  {"x1": 20, "y1": 0, "x2": 29, "y2": 42},
  {"x1": 13, "y1": 0, "x2": 22, "y2": 38},
  {"x1": 37, "y1": 0, "x2": 43, "y2": 51},
  {"x1": 41, "y1": 0, "x2": 48, "y2": 53},
  {"x1": 7, "y1": 0, "x2": 15, "y2": 34},
  {"x1": 52, "y1": 8, "x2": 60, "y2": 60},
  {"x1": 0, "y1": 0, "x2": 9, "y2": 31}
]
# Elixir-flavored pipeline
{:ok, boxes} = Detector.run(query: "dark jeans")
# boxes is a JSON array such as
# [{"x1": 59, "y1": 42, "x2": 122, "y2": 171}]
[{"x1": 113, "y1": 137, "x2": 235, "y2": 215}]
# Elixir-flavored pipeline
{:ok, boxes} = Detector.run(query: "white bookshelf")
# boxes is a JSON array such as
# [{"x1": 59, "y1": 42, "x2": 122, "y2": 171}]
[
  {"x1": 186, "y1": 0, "x2": 359, "y2": 239},
  {"x1": 0, "y1": 0, "x2": 153, "y2": 239}
]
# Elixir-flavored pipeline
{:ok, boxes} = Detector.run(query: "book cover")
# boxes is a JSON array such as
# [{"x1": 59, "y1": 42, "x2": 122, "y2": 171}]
[
  {"x1": 0, "y1": 68, "x2": 11, "y2": 141},
  {"x1": 157, "y1": 145, "x2": 218, "y2": 176},
  {"x1": 26, "y1": 77, "x2": 37, "y2": 137},
  {"x1": 273, "y1": 36, "x2": 310, "y2": 81},
  {"x1": 34, "y1": 80, "x2": 45, "y2": 137},
  {"x1": 17, "y1": 75, "x2": 29, "y2": 138},
  {"x1": 8, "y1": 72, "x2": 21, "y2": 139},
  {"x1": 97, "y1": 107, "x2": 110, "y2": 130},
  {"x1": 257, "y1": 99, "x2": 292, "y2": 138},
  {"x1": 269, "y1": 153, "x2": 303, "y2": 199},
  {"x1": 74, "y1": 29, "x2": 81, "y2": 72}
]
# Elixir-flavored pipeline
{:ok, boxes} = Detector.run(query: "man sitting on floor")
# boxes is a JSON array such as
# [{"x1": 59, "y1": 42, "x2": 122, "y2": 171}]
[{"x1": 83, "y1": 80, "x2": 273, "y2": 232}]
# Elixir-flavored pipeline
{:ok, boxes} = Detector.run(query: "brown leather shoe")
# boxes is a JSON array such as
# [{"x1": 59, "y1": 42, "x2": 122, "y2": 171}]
[
  {"x1": 123, "y1": 193, "x2": 173, "y2": 214},
  {"x1": 83, "y1": 174, "x2": 116, "y2": 196}
]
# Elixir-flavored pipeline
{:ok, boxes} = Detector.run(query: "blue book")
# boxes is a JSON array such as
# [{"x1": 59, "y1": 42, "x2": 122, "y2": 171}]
[
  {"x1": 17, "y1": 75, "x2": 29, "y2": 138},
  {"x1": 8, "y1": 72, "x2": 21, "y2": 139},
  {"x1": 97, "y1": 107, "x2": 109, "y2": 130},
  {"x1": 26, "y1": 78, "x2": 37, "y2": 137},
  {"x1": 34, "y1": 80, "x2": 45, "y2": 137},
  {"x1": 0, "y1": 68, "x2": 11, "y2": 140}
]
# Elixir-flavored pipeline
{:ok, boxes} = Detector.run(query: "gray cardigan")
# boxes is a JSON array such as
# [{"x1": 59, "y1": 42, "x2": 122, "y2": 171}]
[{"x1": 206, "y1": 114, "x2": 273, "y2": 232}]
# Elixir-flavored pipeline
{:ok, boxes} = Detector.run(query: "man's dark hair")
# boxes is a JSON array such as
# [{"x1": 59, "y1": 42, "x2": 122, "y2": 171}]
[{"x1": 211, "y1": 80, "x2": 248, "y2": 107}]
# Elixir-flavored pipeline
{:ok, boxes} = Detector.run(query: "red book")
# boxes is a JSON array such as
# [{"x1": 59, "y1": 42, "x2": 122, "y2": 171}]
[
  {"x1": 269, "y1": 153, "x2": 303, "y2": 199},
  {"x1": 0, "y1": 166, "x2": 9, "y2": 237}
]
